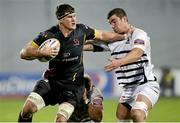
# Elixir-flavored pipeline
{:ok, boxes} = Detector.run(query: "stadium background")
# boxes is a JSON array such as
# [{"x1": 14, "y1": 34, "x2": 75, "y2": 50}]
[{"x1": 0, "y1": 0, "x2": 180, "y2": 122}]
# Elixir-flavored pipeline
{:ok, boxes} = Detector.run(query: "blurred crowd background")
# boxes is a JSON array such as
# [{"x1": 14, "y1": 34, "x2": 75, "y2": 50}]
[{"x1": 0, "y1": 0, "x2": 180, "y2": 98}]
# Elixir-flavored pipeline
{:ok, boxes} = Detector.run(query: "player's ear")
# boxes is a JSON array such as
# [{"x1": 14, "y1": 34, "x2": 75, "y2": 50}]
[{"x1": 59, "y1": 19, "x2": 63, "y2": 24}]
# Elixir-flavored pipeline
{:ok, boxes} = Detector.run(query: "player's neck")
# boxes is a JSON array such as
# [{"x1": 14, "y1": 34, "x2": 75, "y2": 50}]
[
  {"x1": 59, "y1": 25, "x2": 73, "y2": 38},
  {"x1": 127, "y1": 24, "x2": 135, "y2": 35}
]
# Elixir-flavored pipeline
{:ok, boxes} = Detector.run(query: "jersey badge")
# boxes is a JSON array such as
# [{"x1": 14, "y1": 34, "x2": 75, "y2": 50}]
[{"x1": 73, "y1": 39, "x2": 80, "y2": 46}]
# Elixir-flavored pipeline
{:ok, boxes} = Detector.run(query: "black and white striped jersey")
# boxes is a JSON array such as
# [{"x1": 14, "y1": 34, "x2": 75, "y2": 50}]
[{"x1": 108, "y1": 28, "x2": 156, "y2": 86}]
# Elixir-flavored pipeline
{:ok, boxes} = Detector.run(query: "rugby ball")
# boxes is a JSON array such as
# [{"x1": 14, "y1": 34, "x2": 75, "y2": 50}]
[{"x1": 38, "y1": 38, "x2": 60, "y2": 62}]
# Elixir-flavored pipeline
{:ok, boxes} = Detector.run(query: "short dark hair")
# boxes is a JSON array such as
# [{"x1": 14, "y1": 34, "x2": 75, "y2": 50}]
[
  {"x1": 56, "y1": 4, "x2": 75, "y2": 20},
  {"x1": 107, "y1": 8, "x2": 127, "y2": 19}
]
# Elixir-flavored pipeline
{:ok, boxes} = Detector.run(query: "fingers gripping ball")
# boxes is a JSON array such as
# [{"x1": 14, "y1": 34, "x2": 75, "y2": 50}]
[
  {"x1": 38, "y1": 38, "x2": 60, "y2": 62},
  {"x1": 88, "y1": 98, "x2": 103, "y2": 122}
]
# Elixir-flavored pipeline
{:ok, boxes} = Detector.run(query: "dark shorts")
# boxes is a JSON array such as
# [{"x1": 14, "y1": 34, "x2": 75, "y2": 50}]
[{"x1": 32, "y1": 79, "x2": 85, "y2": 108}]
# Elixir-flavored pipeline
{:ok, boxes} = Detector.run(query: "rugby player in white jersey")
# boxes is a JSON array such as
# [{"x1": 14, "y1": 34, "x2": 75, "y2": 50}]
[{"x1": 84, "y1": 8, "x2": 160, "y2": 122}]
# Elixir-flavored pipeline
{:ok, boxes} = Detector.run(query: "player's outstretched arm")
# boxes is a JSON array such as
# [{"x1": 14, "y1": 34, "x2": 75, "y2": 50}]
[{"x1": 94, "y1": 29, "x2": 128, "y2": 42}]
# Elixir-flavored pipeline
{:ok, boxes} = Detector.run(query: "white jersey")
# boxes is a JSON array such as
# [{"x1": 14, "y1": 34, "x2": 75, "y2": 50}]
[{"x1": 108, "y1": 28, "x2": 156, "y2": 86}]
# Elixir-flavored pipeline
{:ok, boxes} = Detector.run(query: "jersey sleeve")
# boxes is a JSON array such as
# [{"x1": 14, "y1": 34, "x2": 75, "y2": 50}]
[
  {"x1": 91, "y1": 41, "x2": 110, "y2": 52},
  {"x1": 33, "y1": 30, "x2": 56, "y2": 47},
  {"x1": 32, "y1": 32, "x2": 46, "y2": 46},
  {"x1": 79, "y1": 24, "x2": 96, "y2": 40},
  {"x1": 132, "y1": 29, "x2": 147, "y2": 51}
]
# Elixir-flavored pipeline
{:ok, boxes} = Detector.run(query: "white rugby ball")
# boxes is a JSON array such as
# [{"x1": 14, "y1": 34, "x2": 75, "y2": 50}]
[{"x1": 38, "y1": 38, "x2": 60, "y2": 62}]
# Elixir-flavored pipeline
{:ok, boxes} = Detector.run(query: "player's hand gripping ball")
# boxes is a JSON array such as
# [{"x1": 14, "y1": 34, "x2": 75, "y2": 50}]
[
  {"x1": 38, "y1": 38, "x2": 60, "y2": 62},
  {"x1": 88, "y1": 98, "x2": 103, "y2": 122}
]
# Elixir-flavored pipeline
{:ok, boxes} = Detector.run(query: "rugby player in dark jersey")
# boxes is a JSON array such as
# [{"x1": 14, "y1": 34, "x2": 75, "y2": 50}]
[{"x1": 18, "y1": 4, "x2": 127, "y2": 122}]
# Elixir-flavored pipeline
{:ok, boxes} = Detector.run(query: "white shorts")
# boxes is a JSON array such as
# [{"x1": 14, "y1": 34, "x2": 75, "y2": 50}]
[{"x1": 119, "y1": 81, "x2": 160, "y2": 107}]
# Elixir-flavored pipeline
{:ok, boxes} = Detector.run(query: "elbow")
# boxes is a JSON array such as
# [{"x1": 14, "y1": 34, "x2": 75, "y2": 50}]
[
  {"x1": 20, "y1": 49, "x2": 26, "y2": 59},
  {"x1": 20, "y1": 54, "x2": 26, "y2": 59},
  {"x1": 20, "y1": 49, "x2": 30, "y2": 60}
]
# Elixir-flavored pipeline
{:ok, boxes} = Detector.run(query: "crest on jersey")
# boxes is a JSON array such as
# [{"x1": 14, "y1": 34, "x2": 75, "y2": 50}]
[
  {"x1": 73, "y1": 39, "x2": 80, "y2": 46},
  {"x1": 134, "y1": 39, "x2": 144, "y2": 45}
]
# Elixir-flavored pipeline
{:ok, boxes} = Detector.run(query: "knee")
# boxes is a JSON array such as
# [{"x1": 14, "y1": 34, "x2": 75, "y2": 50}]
[
  {"x1": 130, "y1": 109, "x2": 145, "y2": 122},
  {"x1": 116, "y1": 113, "x2": 131, "y2": 122},
  {"x1": 130, "y1": 101, "x2": 149, "y2": 121}
]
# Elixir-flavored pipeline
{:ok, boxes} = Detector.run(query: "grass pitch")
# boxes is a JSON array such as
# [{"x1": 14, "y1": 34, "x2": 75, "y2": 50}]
[{"x1": 0, "y1": 97, "x2": 179, "y2": 122}]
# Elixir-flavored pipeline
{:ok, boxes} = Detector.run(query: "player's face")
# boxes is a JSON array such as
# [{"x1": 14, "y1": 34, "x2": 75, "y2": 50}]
[
  {"x1": 60, "y1": 13, "x2": 77, "y2": 30},
  {"x1": 108, "y1": 15, "x2": 129, "y2": 34}
]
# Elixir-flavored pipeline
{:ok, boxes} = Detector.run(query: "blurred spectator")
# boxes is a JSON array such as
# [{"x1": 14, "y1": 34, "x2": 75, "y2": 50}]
[{"x1": 160, "y1": 67, "x2": 175, "y2": 97}]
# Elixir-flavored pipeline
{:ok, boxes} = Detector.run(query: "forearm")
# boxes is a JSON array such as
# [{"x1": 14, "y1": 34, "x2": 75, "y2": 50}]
[
  {"x1": 94, "y1": 30, "x2": 127, "y2": 42},
  {"x1": 83, "y1": 44, "x2": 94, "y2": 51},
  {"x1": 20, "y1": 42, "x2": 43, "y2": 60},
  {"x1": 20, "y1": 48, "x2": 41, "y2": 60},
  {"x1": 118, "y1": 48, "x2": 144, "y2": 65},
  {"x1": 102, "y1": 31, "x2": 126, "y2": 42}
]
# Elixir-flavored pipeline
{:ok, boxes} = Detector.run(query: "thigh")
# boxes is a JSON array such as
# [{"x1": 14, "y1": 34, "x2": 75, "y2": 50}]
[
  {"x1": 60, "y1": 85, "x2": 85, "y2": 108},
  {"x1": 135, "y1": 94, "x2": 152, "y2": 110},
  {"x1": 33, "y1": 79, "x2": 51, "y2": 96},
  {"x1": 137, "y1": 82, "x2": 160, "y2": 108},
  {"x1": 32, "y1": 79, "x2": 58, "y2": 106}
]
